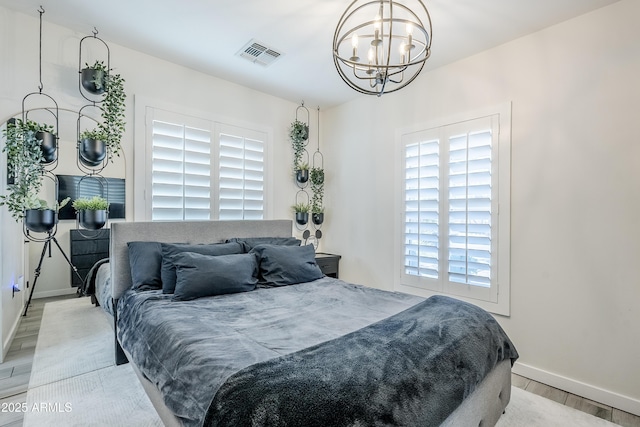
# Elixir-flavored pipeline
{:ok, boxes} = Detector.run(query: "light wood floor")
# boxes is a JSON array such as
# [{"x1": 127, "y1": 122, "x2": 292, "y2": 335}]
[{"x1": 1, "y1": 295, "x2": 639, "y2": 427}]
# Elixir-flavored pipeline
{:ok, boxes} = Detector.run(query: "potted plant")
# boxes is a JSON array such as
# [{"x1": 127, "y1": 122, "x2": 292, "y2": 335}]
[
  {"x1": 295, "y1": 162, "x2": 309, "y2": 184},
  {"x1": 22, "y1": 195, "x2": 70, "y2": 233},
  {"x1": 289, "y1": 119, "x2": 308, "y2": 171},
  {"x1": 78, "y1": 129, "x2": 107, "y2": 167},
  {"x1": 292, "y1": 202, "x2": 310, "y2": 226},
  {"x1": 81, "y1": 60, "x2": 108, "y2": 94},
  {"x1": 3, "y1": 118, "x2": 57, "y2": 168},
  {"x1": 311, "y1": 206, "x2": 324, "y2": 225},
  {"x1": 1, "y1": 119, "x2": 58, "y2": 222},
  {"x1": 310, "y1": 167, "x2": 325, "y2": 224},
  {"x1": 72, "y1": 195, "x2": 109, "y2": 230}
]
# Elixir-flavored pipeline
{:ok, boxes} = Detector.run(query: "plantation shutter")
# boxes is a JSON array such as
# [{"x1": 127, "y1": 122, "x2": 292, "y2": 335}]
[
  {"x1": 218, "y1": 125, "x2": 265, "y2": 220},
  {"x1": 447, "y1": 129, "x2": 492, "y2": 288},
  {"x1": 404, "y1": 133, "x2": 440, "y2": 280},
  {"x1": 150, "y1": 118, "x2": 212, "y2": 221}
]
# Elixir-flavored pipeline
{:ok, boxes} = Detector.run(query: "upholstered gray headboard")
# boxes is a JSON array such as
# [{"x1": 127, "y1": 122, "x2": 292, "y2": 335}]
[{"x1": 110, "y1": 220, "x2": 292, "y2": 300}]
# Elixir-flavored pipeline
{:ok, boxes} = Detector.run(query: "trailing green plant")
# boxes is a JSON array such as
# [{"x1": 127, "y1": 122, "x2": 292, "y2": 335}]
[
  {"x1": 72, "y1": 196, "x2": 109, "y2": 211},
  {"x1": 289, "y1": 120, "x2": 308, "y2": 169},
  {"x1": 0, "y1": 119, "x2": 54, "y2": 220},
  {"x1": 100, "y1": 70, "x2": 126, "y2": 161},
  {"x1": 292, "y1": 202, "x2": 310, "y2": 213},
  {"x1": 310, "y1": 167, "x2": 325, "y2": 214}
]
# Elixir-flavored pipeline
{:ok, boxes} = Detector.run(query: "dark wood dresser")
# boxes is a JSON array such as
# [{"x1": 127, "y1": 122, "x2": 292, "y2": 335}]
[{"x1": 69, "y1": 229, "x2": 110, "y2": 288}]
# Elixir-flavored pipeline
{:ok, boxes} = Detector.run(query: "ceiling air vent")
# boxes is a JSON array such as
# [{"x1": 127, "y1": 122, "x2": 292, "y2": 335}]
[{"x1": 237, "y1": 39, "x2": 283, "y2": 67}]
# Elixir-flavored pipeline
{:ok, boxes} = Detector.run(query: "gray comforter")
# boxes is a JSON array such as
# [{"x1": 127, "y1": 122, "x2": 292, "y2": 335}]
[{"x1": 117, "y1": 278, "x2": 517, "y2": 427}]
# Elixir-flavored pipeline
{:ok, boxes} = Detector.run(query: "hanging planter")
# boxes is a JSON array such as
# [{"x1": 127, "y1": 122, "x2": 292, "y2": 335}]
[
  {"x1": 312, "y1": 212, "x2": 324, "y2": 225},
  {"x1": 24, "y1": 208, "x2": 56, "y2": 233},
  {"x1": 78, "y1": 209, "x2": 107, "y2": 230},
  {"x1": 295, "y1": 163, "x2": 309, "y2": 184},
  {"x1": 312, "y1": 211, "x2": 324, "y2": 225},
  {"x1": 296, "y1": 211, "x2": 309, "y2": 226},
  {"x1": 21, "y1": 196, "x2": 69, "y2": 233},
  {"x1": 293, "y1": 202, "x2": 310, "y2": 226},
  {"x1": 81, "y1": 61, "x2": 107, "y2": 94},
  {"x1": 37, "y1": 130, "x2": 57, "y2": 164},
  {"x1": 73, "y1": 196, "x2": 109, "y2": 230},
  {"x1": 78, "y1": 130, "x2": 107, "y2": 167}
]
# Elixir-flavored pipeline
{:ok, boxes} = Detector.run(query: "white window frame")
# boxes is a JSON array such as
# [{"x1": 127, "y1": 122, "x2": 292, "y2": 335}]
[
  {"x1": 394, "y1": 103, "x2": 511, "y2": 316},
  {"x1": 133, "y1": 99, "x2": 272, "y2": 222}
]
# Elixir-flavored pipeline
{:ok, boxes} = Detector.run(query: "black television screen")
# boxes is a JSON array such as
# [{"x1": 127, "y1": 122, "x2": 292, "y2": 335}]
[{"x1": 57, "y1": 174, "x2": 126, "y2": 220}]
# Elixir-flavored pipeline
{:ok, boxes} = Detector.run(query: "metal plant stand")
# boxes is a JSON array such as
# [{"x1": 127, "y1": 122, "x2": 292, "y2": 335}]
[{"x1": 23, "y1": 233, "x2": 83, "y2": 317}]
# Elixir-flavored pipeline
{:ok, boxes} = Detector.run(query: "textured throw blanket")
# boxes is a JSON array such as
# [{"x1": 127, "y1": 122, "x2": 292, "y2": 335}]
[
  {"x1": 206, "y1": 295, "x2": 518, "y2": 427},
  {"x1": 81, "y1": 257, "x2": 109, "y2": 296}
]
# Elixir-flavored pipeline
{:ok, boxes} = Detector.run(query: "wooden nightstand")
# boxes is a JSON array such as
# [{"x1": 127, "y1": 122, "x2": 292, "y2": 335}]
[{"x1": 315, "y1": 252, "x2": 341, "y2": 278}]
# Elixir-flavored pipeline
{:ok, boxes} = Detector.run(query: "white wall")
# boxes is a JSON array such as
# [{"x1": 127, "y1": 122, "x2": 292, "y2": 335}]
[
  {"x1": 0, "y1": 6, "x2": 304, "y2": 351},
  {"x1": 322, "y1": 0, "x2": 640, "y2": 415}
]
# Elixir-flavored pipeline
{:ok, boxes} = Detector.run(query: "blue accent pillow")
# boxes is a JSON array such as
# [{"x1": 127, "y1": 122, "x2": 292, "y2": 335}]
[
  {"x1": 127, "y1": 241, "x2": 165, "y2": 291},
  {"x1": 161, "y1": 242, "x2": 244, "y2": 294},
  {"x1": 226, "y1": 237, "x2": 301, "y2": 252},
  {"x1": 250, "y1": 244, "x2": 323, "y2": 287},
  {"x1": 172, "y1": 252, "x2": 258, "y2": 301}
]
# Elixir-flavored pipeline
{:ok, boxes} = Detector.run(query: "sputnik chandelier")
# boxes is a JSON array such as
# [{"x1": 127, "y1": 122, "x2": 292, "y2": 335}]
[{"x1": 332, "y1": 0, "x2": 432, "y2": 96}]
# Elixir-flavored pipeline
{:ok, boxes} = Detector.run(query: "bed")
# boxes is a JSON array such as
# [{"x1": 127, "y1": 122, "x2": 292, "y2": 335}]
[{"x1": 109, "y1": 220, "x2": 518, "y2": 427}]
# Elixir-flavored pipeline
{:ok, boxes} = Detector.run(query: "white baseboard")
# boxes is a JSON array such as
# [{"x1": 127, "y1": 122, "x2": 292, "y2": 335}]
[
  {"x1": 32, "y1": 287, "x2": 77, "y2": 299},
  {"x1": 513, "y1": 361, "x2": 640, "y2": 416},
  {"x1": 1, "y1": 312, "x2": 22, "y2": 363}
]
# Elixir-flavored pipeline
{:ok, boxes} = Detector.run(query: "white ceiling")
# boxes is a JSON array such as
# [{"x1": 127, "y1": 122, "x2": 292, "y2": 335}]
[{"x1": 0, "y1": 0, "x2": 620, "y2": 108}]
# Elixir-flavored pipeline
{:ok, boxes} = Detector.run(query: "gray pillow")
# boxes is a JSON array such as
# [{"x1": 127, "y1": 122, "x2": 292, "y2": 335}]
[
  {"x1": 172, "y1": 252, "x2": 258, "y2": 301},
  {"x1": 226, "y1": 237, "x2": 301, "y2": 252},
  {"x1": 161, "y1": 242, "x2": 244, "y2": 294},
  {"x1": 127, "y1": 241, "x2": 165, "y2": 291},
  {"x1": 250, "y1": 244, "x2": 323, "y2": 287}
]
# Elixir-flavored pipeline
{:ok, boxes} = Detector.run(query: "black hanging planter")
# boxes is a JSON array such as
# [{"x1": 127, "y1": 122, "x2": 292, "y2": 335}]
[
  {"x1": 296, "y1": 169, "x2": 309, "y2": 184},
  {"x1": 79, "y1": 138, "x2": 107, "y2": 167},
  {"x1": 78, "y1": 209, "x2": 107, "y2": 230},
  {"x1": 295, "y1": 212, "x2": 309, "y2": 226},
  {"x1": 81, "y1": 67, "x2": 106, "y2": 94},
  {"x1": 24, "y1": 209, "x2": 56, "y2": 233},
  {"x1": 312, "y1": 212, "x2": 324, "y2": 225},
  {"x1": 37, "y1": 131, "x2": 57, "y2": 164}
]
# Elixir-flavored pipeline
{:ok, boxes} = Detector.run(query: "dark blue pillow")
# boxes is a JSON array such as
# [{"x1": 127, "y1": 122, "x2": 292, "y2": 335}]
[
  {"x1": 172, "y1": 252, "x2": 258, "y2": 301},
  {"x1": 226, "y1": 237, "x2": 301, "y2": 252},
  {"x1": 127, "y1": 241, "x2": 165, "y2": 291},
  {"x1": 161, "y1": 242, "x2": 244, "y2": 294},
  {"x1": 250, "y1": 244, "x2": 323, "y2": 287}
]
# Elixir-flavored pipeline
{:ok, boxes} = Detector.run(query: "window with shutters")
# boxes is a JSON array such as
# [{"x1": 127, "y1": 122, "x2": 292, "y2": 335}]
[
  {"x1": 397, "y1": 106, "x2": 511, "y2": 316},
  {"x1": 144, "y1": 108, "x2": 268, "y2": 221}
]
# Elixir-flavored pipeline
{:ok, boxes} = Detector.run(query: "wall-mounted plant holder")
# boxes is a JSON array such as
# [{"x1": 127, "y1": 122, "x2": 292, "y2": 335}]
[{"x1": 78, "y1": 29, "x2": 110, "y2": 102}]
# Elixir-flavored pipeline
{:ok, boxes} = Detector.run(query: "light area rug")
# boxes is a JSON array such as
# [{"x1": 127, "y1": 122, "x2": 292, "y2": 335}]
[
  {"x1": 24, "y1": 297, "x2": 161, "y2": 426},
  {"x1": 24, "y1": 298, "x2": 617, "y2": 427}
]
